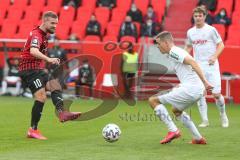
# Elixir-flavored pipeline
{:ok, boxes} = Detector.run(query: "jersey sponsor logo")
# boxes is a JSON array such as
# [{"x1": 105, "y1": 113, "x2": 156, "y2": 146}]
[
  {"x1": 170, "y1": 51, "x2": 179, "y2": 60},
  {"x1": 192, "y1": 39, "x2": 207, "y2": 45}
]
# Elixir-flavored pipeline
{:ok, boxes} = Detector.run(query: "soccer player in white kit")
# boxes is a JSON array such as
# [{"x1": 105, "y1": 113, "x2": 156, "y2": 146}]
[
  {"x1": 185, "y1": 6, "x2": 229, "y2": 128},
  {"x1": 149, "y1": 31, "x2": 213, "y2": 144}
]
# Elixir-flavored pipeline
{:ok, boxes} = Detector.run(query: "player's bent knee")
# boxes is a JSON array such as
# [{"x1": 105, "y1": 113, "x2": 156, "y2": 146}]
[
  {"x1": 46, "y1": 79, "x2": 62, "y2": 92},
  {"x1": 148, "y1": 96, "x2": 160, "y2": 107},
  {"x1": 212, "y1": 93, "x2": 221, "y2": 99},
  {"x1": 34, "y1": 90, "x2": 47, "y2": 103},
  {"x1": 172, "y1": 108, "x2": 182, "y2": 117}
]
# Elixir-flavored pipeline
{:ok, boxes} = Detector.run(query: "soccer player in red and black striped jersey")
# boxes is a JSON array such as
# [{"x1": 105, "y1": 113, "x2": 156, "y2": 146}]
[{"x1": 19, "y1": 11, "x2": 81, "y2": 140}]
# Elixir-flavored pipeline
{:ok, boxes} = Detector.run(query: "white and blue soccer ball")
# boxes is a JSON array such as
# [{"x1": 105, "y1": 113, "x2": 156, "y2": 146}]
[{"x1": 102, "y1": 123, "x2": 121, "y2": 142}]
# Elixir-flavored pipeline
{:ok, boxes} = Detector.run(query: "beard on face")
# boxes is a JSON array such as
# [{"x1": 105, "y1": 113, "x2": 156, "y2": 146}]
[{"x1": 47, "y1": 27, "x2": 56, "y2": 34}]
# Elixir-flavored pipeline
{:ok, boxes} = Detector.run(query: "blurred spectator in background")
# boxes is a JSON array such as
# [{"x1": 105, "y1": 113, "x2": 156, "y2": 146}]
[
  {"x1": 191, "y1": 5, "x2": 214, "y2": 25},
  {"x1": 48, "y1": 34, "x2": 57, "y2": 41},
  {"x1": 127, "y1": 3, "x2": 143, "y2": 23},
  {"x1": 197, "y1": 0, "x2": 217, "y2": 12},
  {"x1": 97, "y1": 0, "x2": 116, "y2": 9},
  {"x1": 63, "y1": 0, "x2": 80, "y2": 8},
  {"x1": 214, "y1": 8, "x2": 231, "y2": 26},
  {"x1": 68, "y1": 33, "x2": 79, "y2": 41},
  {"x1": 121, "y1": 43, "x2": 138, "y2": 97},
  {"x1": 140, "y1": 18, "x2": 158, "y2": 37},
  {"x1": 119, "y1": 16, "x2": 138, "y2": 39},
  {"x1": 75, "y1": 59, "x2": 95, "y2": 99},
  {"x1": 86, "y1": 14, "x2": 101, "y2": 37},
  {"x1": 143, "y1": 5, "x2": 158, "y2": 23},
  {"x1": 47, "y1": 39, "x2": 68, "y2": 88},
  {"x1": 1, "y1": 57, "x2": 21, "y2": 96}
]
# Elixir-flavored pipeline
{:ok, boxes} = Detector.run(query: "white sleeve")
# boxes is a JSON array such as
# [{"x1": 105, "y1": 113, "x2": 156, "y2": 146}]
[
  {"x1": 169, "y1": 48, "x2": 187, "y2": 63},
  {"x1": 211, "y1": 27, "x2": 222, "y2": 44},
  {"x1": 186, "y1": 30, "x2": 192, "y2": 46}
]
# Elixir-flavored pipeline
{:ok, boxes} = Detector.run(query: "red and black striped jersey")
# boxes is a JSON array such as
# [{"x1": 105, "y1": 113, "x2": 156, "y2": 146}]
[{"x1": 19, "y1": 26, "x2": 48, "y2": 71}]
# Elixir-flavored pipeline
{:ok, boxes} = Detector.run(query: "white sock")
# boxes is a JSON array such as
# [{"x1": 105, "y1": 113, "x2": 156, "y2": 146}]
[
  {"x1": 1, "y1": 81, "x2": 7, "y2": 94},
  {"x1": 154, "y1": 104, "x2": 178, "y2": 132},
  {"x1": 15, "y1": 81, "x2": 21, "y2": 95},
  {"x1": 177, "y1": 112, "x2": 202, "y2": 140},
  {"x1": 197, "y1": 96, "x2": 208, "y2": 122},
  {"x1": 215, "y1": 95, "x2": 226, "y2": 114}
]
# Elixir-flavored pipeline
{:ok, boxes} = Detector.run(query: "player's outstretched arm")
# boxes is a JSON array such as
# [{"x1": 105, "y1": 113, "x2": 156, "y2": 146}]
[
  {"x1": 30, "y1": 48, "x2": 60, "y2": 65},
  {"x1": 183, "y1": 54, "x2": 213, "y2": 91}
]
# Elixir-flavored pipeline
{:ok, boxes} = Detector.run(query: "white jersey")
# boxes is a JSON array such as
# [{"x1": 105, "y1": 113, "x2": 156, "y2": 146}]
[
  {"x1": 186, "y1": 23, "x2": 222, "y2": 63},
  {"x1": 168, "y1": 46, "x2": 204, "y2": 89}
]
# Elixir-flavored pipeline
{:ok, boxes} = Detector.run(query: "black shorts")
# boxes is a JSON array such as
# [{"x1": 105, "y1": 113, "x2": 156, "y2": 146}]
[{"x1": 20, "y1": 70, "x2": 50, "y2": 94}]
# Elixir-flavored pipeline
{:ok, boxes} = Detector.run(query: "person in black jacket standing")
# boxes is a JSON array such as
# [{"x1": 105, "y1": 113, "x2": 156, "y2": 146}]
[{"x1": 75, "y1": 59, "x2": 95, "y2": 99}]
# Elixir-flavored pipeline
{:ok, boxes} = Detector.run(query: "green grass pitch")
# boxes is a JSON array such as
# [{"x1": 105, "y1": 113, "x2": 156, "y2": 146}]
[{"x1": 0, "y1": 96, "x2": 240, "y2": 160}]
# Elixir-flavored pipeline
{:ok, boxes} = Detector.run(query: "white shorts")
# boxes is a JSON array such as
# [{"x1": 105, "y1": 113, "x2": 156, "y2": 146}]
[
  {"x1": 200, "y1": 61, "x2": 221, "y2": 94},
  {"x1": 158, "y1": 86, "x2": 204, "y2": 111}
]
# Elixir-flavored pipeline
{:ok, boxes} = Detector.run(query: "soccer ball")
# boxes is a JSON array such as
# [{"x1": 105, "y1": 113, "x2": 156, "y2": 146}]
[{"x1": 102, "y1": 123, "x2": 121, "y2": 142}]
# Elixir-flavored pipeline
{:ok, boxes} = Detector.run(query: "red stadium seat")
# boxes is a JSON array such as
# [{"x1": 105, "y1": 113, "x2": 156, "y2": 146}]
[
  {"x1": 42, "y1": 5, "x2": 60, "y2": 14},
  {"x1": 212, "y1": 24, "x2": 226, "y2": 40},
  {"x1": 0, "y1": 7, "x2": 7, "y2": 20},
  {"x1": 226, "y1": 25, "x2": 240, "y2": 44},
  {"x1": 215, "y1": 0, "x2": 233, "y2": 15},
  {"x1": 59, "y1": 6, "x2": 75, "y2": 24},
  {"x1": 133, "y1": 22, "x2": 140, "y2": 36},
  {"x1": 0, "y1": 0, "x2": 10, "y2": 23},
  {"x1": 23, "y1": 7, "x2": 41, "y2": 22},
  {"x1": 0, "y1": 19, "x2": 19, "y2": 38},
  {"x1": 7, "y1": 6, "x2": 24, "y2": 21},
  {"x1": 15, "y1": 23, "x2": 35, "y2": 39},
  {"x1": 120, "y1": 36, "x2": 136, "y2": 43},
  {"x1": 71, "y1": 20, "x2": 88, "y2": 39},
  {"x1": 231, "y1": 12, "x2": 240, "y2": 25},
  {"x1": 11, "y1": 0, "x2": 29, "y2": 9},
  {"x1": 0, "y1": 0, "x2": 11, "y2": 8},
  {"x1": 134, "y1": 0, "x2": 150, "y2": 14},
  {"x1": 0, "y1": 0, "x2": 10, "y2": 21},
  {"x1": 151, "y1": 0, "x2": 166, "y2": 22},
  {"x1": 19, "y1": 19, "x2": 37, "y2": 28},
  {"x1": 235, "y1": 0, "x2": 240, "y2": 12},
  {"x1": 20, "y1": 19, "x2": 39, "y2": 27},
  {"x1": 95, "y1": 7, "x2": 110, "y2": 31},
  {"x1": 116, "y1": 0, "x2": 132, "y2": 11},
  {"x1": 106, "y1": 22, "x2": 121, "y2": 36},
  {"x1": 228, "y1": 24, "x2": 240, "y2": 32},
  {"x1": 225, "y1": 39, "x2": 240, "y2": 46},
  {"x1": 81, "y1": 0, "x2": 96, "y2": 11},
  {"x1": 103, "y1": 35, "x2": 118, "y2": 42},
  {"x1": 76, "y1": 7, "x2": 93, "y2": 21},
  {"x1": 111, "y1": 8, "x2": 126, "y2": 23},
  {"x1": 55, "y1": 24, "x2": 71, "y2": 40},
  {"x1": 29, "y1": 0, "x2": 46, "y2": 9},
  {"x1": 47, "y1": 0, "x2": 63, "y2": 8},
  {"x1": 84, "y1": 35, "x2": 101, "y2": 42}
]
